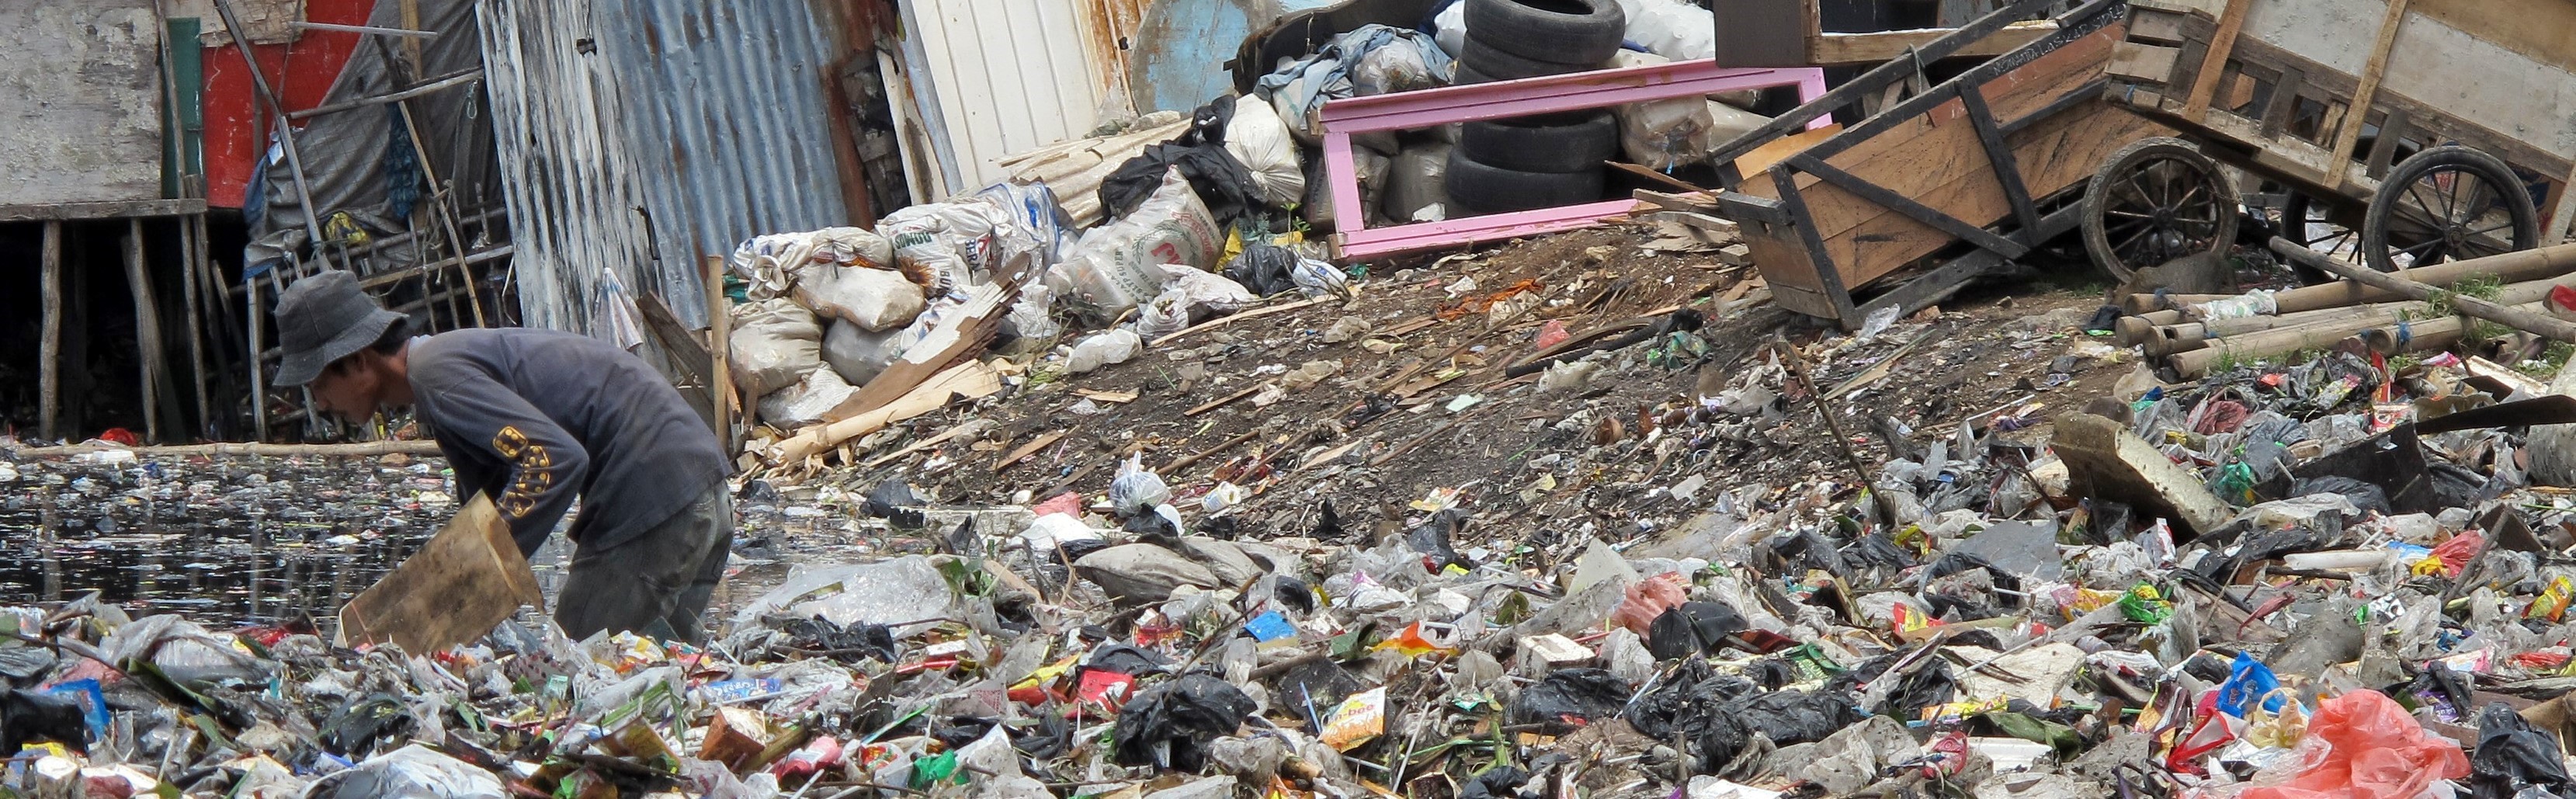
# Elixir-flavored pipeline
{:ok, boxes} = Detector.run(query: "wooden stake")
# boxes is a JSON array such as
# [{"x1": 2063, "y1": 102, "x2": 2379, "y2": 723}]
[
  {"x1": 1149, "y1": 297, "x2": 1328, "y2": 348},
  {"x1": 39, "y1": 221, "x2": 61, "y2": 442},
  {"x1": 705, "y1": 255, "x2": 733, "y2": 454}
]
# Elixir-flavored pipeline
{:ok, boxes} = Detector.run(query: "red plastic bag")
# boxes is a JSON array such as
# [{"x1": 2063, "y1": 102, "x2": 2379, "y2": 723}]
[
  {"x1": 2241, "y1": 690, "x2": 2467, "y2": 799},
  {"x1": 1610, "y1": 572, "x2": 1689, "y2": 634},
  {"x1": 2424, "y1": 530, "x2": 2483, "y2": 578}
]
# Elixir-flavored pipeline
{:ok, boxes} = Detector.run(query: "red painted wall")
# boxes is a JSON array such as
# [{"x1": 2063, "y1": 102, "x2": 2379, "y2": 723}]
[{"x1": 199, "y1": 0, "x2": 374, "y2": 208}]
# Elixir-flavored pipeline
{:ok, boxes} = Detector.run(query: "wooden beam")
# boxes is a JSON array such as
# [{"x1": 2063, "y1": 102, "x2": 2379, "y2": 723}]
[
  {"x1": 1804, "y1": 22, "x2": 2059, "y2": 67},
  {"x1": 2179, "y1": 0, "x2": 2250, "y2": 122},
  {"x1": 39, "y1": 221, "x2": 61, "y2": 442},
  {"x1": 2323, "y1": 0, "x2": 2412, "y2": 191},
  {"x1": 8, "y1": 439, "x2": 443, "y2": 457},
  {"x1": 0, "y1": 199, "x2": 208, "y2": 222}
]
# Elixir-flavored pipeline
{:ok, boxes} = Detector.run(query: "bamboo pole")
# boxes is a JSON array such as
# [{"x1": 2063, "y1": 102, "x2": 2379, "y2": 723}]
[
  {"x1": 7, "y1": 440, "x2": 443, "y2": 458},
  {"x1": 2172, "y1": 313, "x2": 2473, "y2": 377},
  {"x1": 2270, "y1": 238, "x2": 2576, "y2": 343}
]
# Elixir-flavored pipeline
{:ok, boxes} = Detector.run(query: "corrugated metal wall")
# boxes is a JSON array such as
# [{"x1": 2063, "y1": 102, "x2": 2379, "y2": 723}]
[
  {"x1": 475, "y1": 0, "x2": 854, "y2": 335},
  {"x1": 900, "y1": 0, "x2": 1129, "y2": 193}
]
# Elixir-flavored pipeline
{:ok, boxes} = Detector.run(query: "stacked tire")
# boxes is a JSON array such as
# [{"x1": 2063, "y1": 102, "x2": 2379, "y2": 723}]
[{"x1": 1446, "y1": 0, "x2": 1627, "y2": 214}]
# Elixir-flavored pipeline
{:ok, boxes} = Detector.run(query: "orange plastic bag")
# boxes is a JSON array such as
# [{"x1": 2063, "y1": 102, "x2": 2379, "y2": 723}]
[{"x1": 2241, "y1": 690, "x2": 2467, "y2": 799}]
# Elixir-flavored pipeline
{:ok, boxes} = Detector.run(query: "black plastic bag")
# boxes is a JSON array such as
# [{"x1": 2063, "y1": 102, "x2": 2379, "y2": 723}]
[
  {"x1": 1693, "y1": 690, "x2": 1866, "y2": 773},
  {"x1": 1626, "y1": 659, "x2": 1755, "y2": 740},
  {"x1": 1111, "y1": 672, "x2": 1256, "y2": 770},
  {"x1": 1873, "y1": 659, "x2": 1958, "y2": 717},
  {"x1": 1405, "y1": 508, "x2": 1472, "y2": 572},
  {"x1": 1085, "y1": 643, "x2": 1172, "y2": 676},
  {"x1": 1459, "y1": 765, "x2": 1533, "y2": 799},
  {"x1": 1099, "y1": 143, "x2": 1262, "y2": 225},
  {"x1": 1508, "y1": 668, "x2": 1630, "y2": 734},
  {"x1": 780, "y1": 617, "x2": 898, "y2": 664},
  {"x1": 1272, "y1": 658, "x2": 1365, "y2": 723},
  {"x1": 2409, "y1": 661, "x2": 2475, "y2": 724},
  {"x1": 319, "y1": 693, "x2": 412, "y2": 757},
  {"x1": 1646, "y1": 602, "x2": 1748, "y2": 661},
  {"x1": 2473, "y1": 701, "x2": 2575, "y2": 799},
  {"x1": 0, "y1": 689, "x2": 90, "y2": 754},
  {"x1": 1225, "y1": 243, "x2": 1300, "y2": 297}
]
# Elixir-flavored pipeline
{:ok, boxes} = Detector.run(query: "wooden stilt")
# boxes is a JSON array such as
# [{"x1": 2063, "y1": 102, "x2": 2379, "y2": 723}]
[
  {"x1": 703, "y1": 255, "x2": 733, "y2": 453},
  {"x1": 247, "y1": 274, "x2": 267, "y2": 443},
  {"x1": 178, "y1": 214, "x2": 210, "y2": 439},
  {"x1": 39, "y1": 221, "x2": 62, "y2": 442},
  {"x1": 125, "y1": 218, "x2": 165, "y2": 443}
]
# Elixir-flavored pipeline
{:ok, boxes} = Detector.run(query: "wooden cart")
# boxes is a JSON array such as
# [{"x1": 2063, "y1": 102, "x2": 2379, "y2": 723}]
[
  {"x1": 2092, "y1": 0, "x2": 2576, "y2": 277},
  {"x1": 1706, "y1": 0, "x2": 2177, "y2": 328}
]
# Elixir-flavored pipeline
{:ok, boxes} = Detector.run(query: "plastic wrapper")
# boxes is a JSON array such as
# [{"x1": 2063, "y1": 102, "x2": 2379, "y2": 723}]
[
  {"x1": 1158, "y1": 265, "x2": 1256, "y2": 320},
  {"x1": 728, "y1": 299, "x2": 825, "y2": 398},
  {"x1": 1135, "y1": 288, "x2": 1191, "y2": 340},
  {"x1": 1067, "y1": 329, "x2": 1144, "y2": 375},
  {"x1": 303, "y1": 745, "x2": 508, "y2": 798}
]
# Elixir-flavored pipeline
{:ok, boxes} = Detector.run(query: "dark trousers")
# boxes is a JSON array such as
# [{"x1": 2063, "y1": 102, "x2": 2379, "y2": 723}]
[{"x1": 554, "y1": 481, "x2": 734, "y2": 644}]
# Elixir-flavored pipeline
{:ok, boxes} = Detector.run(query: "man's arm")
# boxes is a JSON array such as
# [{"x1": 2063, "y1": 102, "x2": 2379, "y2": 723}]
[{"x1": 417, "y1": 372, "x2": 591, "y2": 556}]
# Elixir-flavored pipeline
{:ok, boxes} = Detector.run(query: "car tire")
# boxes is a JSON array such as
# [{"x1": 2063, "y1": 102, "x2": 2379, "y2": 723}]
[
  {"x1": 1445, "y1": 150, "x2": 1606, "y2": 214},
  {"x1": 1462, "y1": 36, "x2": 1593, "y2": 81},
  {"x1": 1457, "y1": 112, "x2": 1617, "y2": 174},
  {"x1": 1463, "y1": 0, "x2": 1626, "y2": 68}
]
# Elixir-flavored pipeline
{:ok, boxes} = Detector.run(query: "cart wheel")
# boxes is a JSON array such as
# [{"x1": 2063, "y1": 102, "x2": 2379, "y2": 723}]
[
  {"x1": 2362, "y1": 145, "x2": 2537, "y2": 272},
  {"x1": 2082, "y1": 137, "x2": 2239, "y2": 283},
  {"x1": 2279, "y1": 193, "x2": 2359, "y2": 283}
]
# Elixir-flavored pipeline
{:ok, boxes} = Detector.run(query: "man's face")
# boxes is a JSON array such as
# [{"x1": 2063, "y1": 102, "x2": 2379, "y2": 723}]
[{"x1": 307, "y1": 353, "x2": 387, "y2": 422}]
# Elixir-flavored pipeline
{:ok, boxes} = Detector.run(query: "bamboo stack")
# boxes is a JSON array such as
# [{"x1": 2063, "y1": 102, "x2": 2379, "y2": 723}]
[{"x1": 2122, "y1": 243, "x2": 2576, "y2": 377}]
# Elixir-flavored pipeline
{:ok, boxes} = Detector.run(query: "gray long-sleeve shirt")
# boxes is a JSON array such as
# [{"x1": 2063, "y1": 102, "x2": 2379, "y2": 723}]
[{"x1": 407, "y1": 328, "x2": 730, "y2": 556}]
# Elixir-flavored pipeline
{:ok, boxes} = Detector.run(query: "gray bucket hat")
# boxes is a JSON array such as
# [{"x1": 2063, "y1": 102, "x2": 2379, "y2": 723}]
[{"x1": 272, "y1": 270, "x2": 405, "y2": 387}]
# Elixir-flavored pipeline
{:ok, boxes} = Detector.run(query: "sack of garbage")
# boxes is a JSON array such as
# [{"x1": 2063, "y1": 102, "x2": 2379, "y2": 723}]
[
  {"x1": 1615, "y1": 0, "x2": 1717, "y2": 61},
  {"x1": 1611, "y1": 54, "x2": 1770, "y2": 171},
  {"x1": 794, "y1": 264, "x2": 925, "y2": 332},
  {"x1": 304, "y1": 745, "x2": 507, "y2": 799},
  {"x1": 1300, "y1": 144, "x2": 1390, "y2": 231},
  {"x1": 821, "y1": 315, "x2": 938, "y2": 387},
  {"x1": 1384, "y1": 142, "x2": 1454, "y2": 223},
  {"x1": 1223, "y1": 99, "x2": 1306, "y2": 210},
  {"x1": 1432, "y1": 0, "x2": 1467, "y2": 60},
  {"x1": 970, "y1": 181, "x2": 1075, "y2": 285},
  {"x1": 728, "y1": 227, "x2": 896, "y2": 301},
  {"x1": 878, "y1": 201, "x2": 1000, "y2": 296},
  {"x1": 758, "y1": 367, "x2": 857, "y2": 428},
  {"x1": 728, "y1": 299, "x2": 825, "y2": 398},
  {"x1": 1049, "y1": 168, "x2": 1214, "y2": 320}
]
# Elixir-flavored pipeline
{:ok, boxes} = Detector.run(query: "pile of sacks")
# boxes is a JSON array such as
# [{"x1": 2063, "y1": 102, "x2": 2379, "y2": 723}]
[{"x1": 726, "y1": 182, "x2": 1070, "y2": 428}]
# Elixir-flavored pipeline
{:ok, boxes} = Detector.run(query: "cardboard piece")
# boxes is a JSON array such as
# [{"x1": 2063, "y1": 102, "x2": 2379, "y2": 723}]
[{"x1": 337, "y1": 495, "x2": 542, "y2": 654}]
